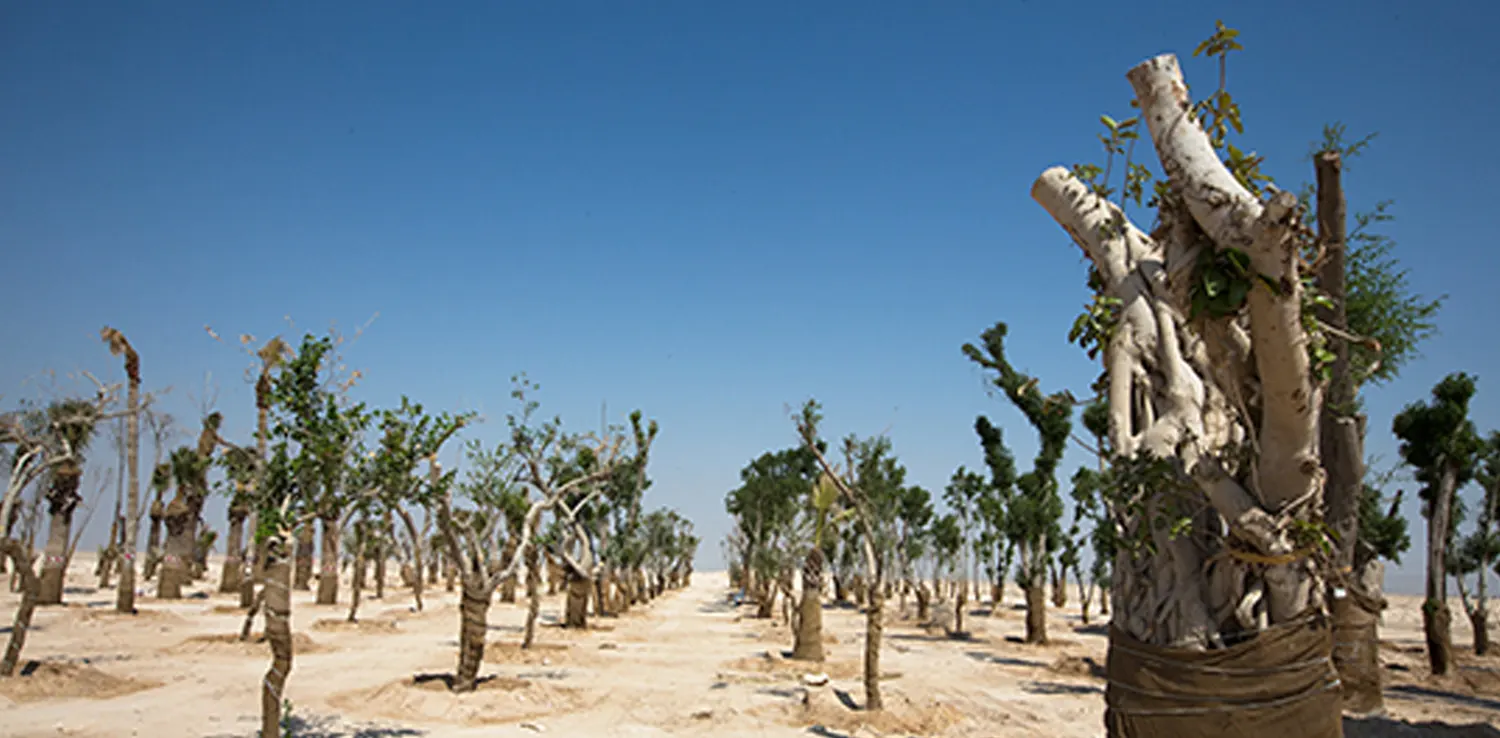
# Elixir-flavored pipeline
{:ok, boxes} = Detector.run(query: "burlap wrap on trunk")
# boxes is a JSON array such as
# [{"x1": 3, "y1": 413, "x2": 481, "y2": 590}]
[
  {"x1": 1331, "y1": 588, "x2": 1383, "y2": 714},
  {"x1": 1105, "y1": 611, "x2": 1342, "y2": 738}
]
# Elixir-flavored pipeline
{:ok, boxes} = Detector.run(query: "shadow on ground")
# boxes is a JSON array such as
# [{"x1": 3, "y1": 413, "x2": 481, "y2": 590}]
[{"x1": 1345, "y1": 716, "x2": 1500, "y2": 737}]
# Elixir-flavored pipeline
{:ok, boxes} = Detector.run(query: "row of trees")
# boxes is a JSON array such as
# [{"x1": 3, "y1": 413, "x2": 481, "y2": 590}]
[
  {"x1": 720, "y1": 22, "x2": 1483, "y2": 736},
  {"x1": 2, "y1": 327, "x2": 699, "y2": 737}
]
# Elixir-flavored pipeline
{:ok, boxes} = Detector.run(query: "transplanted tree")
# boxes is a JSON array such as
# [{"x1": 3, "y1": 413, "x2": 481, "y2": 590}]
[
  {"x1": 1393, "y1": 373, "x2": 1484, "y2": 676},
  {"x1": 965, "y1": 324, "x2": 1070, "y2": 645},
  {"x1": 725, "y1": 445, "x2": 815, "y2": 619},
  {"x1": 791, "y1": 470, "x2": 845, "y2": 661},
  {"x1": 157, "y1": 416, "x2": 221, "y2": 599},
  {"x1": 943, "y1": 467, "x2": 986, "y2": 632},
  {"x1": 101, "y1": 327, "x2": 147, "y2": 614},
  {"x1": 794, "y1": 399, "x2": 908, "y2": 711},
  {"x1": 2, "y1": 380, "x2": 122, "y2": 675},
  {"x1": 1450, "y1": 436, "x2": 1500, "y2": 655},
  {"x1": 1028, "y1": 22, "x2": 1352, "y2": 734},
  {"x1": 35, "y1": 399, "x2": 107, "y2": 605}
]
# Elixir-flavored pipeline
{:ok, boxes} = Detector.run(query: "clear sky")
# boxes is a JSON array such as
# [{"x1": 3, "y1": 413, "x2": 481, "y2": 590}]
[{"x1": 2, "y1": 1, "x2": 1495, "y2": 596}]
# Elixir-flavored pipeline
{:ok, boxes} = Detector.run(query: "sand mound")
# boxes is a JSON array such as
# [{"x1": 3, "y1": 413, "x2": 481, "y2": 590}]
[
  {"x1": 483, "y1": 641, "x2": 574, "y2": 665},
  {"x1": 77, "y1": 607, "x2": 187, "y2": 626},
  {"x1": 330, "y1": 673, "x2": 596, "y2": 725},
  {"x1": 757, "y1": 686, "x2": 962, "y2": 735},
  {"x1": 1048, "y1": 655, "x2": 1105, "y2": 680},
  {"x1": 723, "y1": 651, "x2": 884, "y2": 681},
  {"x1": 165, "y1": 631, "x2": 332, "y2": 656},
  {"x1": 0, "y1": 661, "x2": 161, "y2": 703},
  {"x1": 311, "y1": 618, "x2": 400, "y2": 633}
]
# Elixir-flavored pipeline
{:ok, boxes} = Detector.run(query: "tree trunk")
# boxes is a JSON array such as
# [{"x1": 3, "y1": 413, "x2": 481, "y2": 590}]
[
  {"x1": 1, "y1": 541, "x2": 40, "y2": 676},
  {"x1": 454, "y1": 580, "x2": 492, "y2": 692},
  {"x1": 833, "y1": 575, "x2": 848, "y2": 604},
  {"x1": 114, "y1": 340, "x2": 142, "y2": 613},
  {"x1": 316, "y1": 515, "x2": 340, "y2": 605},
  {"x1": 156, "y1": 499, "x2": 195, "y2": 599},
  {"x1": 915, "y1": 584, "x2": 930, "y2": 622},
  {"x1": 261, "y1": 549, "x2": 293, "y2": 738},
  {"x1": 955, "y1": 584, "x2": 967, "y2": 634},
  {"x1": 564, "y1": 570, "x2": 590, "y2": 628},
  {"x1": 347, "y1": 545, "x2": 364, "y2": 623},
  {"x1": 863, "y1": 579, "x2": 884, "y2": 711},
  {"x1": 1426, "y1": 468, "x2": 1458, "y2": 675},
  {"x1": 220, "y1": 507, "x2": 247, "y2": 594},
  {"x1": 37, "y1": 475, "x2": 80, "y2": 605},
  {"x1": 499, "y1": 536, "x2": 518, "y2": 603},
  {"x1": 791, "y1": 547, "x2": 825, "y2": 661},
  {"x1": 144, "y1": 501, "x2": 164, "y2": 580},
  {"x1": 1024, "y1": 584, "x2": 1047, "y2": 645},
  {"x1": 395, "y1": 508, "x2": 425, "y2": 611},
  {"x1": 240, "y1": 537, "x2": 262, "y2": 608},
  {"x1": 522, "y1": 542, "x2": 541, "y2": 649},
  {"x1": 374, "y1": 548, "x2": 386, "y2": 600},
  {"x1": 1472, "y1": 608, "x2": 1490, "y2": 656},
  {"x1": 293, "y1": 523, "x2": 314, "y2": 590},
  {"x1": 755, "y1": 584, "x2": 776, "y2": 619}
]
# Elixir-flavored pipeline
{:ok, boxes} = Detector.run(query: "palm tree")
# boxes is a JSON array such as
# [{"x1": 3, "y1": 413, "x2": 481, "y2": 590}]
[{"x1": 37, "y1": 399, "x2": 102, "y2": 605}]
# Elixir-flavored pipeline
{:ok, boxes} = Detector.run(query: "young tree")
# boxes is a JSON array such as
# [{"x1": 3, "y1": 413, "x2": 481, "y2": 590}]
[
  {"x1": 1451, "y1": 436, "x2": 1500, "y2": 654},
  {"x1": 794, "y1": 399, "x2": 907, "y2": 711},
  {"x1": 157, "y1": 416, "x2": 220, "y2": 599},
  {"x1": 965, "y1": 324, "x2": 1071, "y2": 644},
  {"x1": 36, "y1": 399, "x2": 107, "y2": 605},
  {"x1": 972, "y1": 419, "x2": 1017, "y2": 612},
  {"x1": 944, "y1": 468, "x2": 986, "y2": 631},
  {"x1": 791, "y1": 470, "x2": 844, "y2": 661},
  {"x1": 1393, "y1": 373, "x2": 1484, "y2": 675},
  {"x1": 725, "y1": 447, "x2": 812, "y2": 618},
  {"x1": 101, "y1": 327, "x2": 146, "y2": 613}
]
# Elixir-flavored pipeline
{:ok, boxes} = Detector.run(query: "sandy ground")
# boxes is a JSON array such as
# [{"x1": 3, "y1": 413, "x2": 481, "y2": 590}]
[{"x1": 2, "y1": 555, "x2": 1499, "y2": 737}]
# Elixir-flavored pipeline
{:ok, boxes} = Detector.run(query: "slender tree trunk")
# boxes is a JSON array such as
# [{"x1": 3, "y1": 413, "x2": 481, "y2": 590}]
[
  {"x1": 1425, "y1": 469, "x2": 1458, "y2": 676},
  {"x1": 113, "y1": 338, "x2": 141, "y2": 613},
  {"x1": 374, "y1": 518, "x2": 388, "y2": 600},
  {"x1": 955, "y1": 583, "x2": 967, "y2": 634},
  {"x1": 240, "y1": 534, "x2": 261, "y2": 608},
  {"x1": 293, "y1": 524, "x2": 314, "y2": 590},
  {"x1": 522, "y1": 543, "x2": 541, "y2": 649},
  {"x1": 792, "y1": 547, "x2": 825, "y2": 661},
  {"x1": 347, "y1": 543, "x2": 364, "y2": 623},
  {"x1": 220, "y1": 507, "x2": 247, "y2": 594},
  {"x1": 394, "y1": 508, "x2": 425, "y2": 611},
  {"x1": 863, "y1": 577, "x2": 884, "y2": 711},
  {"x1": 261, "y1": 547, "x2": 293, "y2": 738},
  {"x1": 316, "y1": 515, "x2": 340, "y2": 605},
  {"x1": 454, "y1": 579, "x2": 492, "y2": 692},
  {"x1": 1, "y1": 541, "x2": 40, "y2": 676}
]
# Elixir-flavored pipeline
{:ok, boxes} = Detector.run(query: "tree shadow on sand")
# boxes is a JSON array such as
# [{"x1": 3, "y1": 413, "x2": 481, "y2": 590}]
[{"x1": 1344, "y1": 715, "x2": 1500, "y2": 738}]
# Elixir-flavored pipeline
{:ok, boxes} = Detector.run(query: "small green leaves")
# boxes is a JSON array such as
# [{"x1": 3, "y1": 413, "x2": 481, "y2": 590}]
[{"x1": 1189, "y1": 247, "x2": 1256, "y2": 319}]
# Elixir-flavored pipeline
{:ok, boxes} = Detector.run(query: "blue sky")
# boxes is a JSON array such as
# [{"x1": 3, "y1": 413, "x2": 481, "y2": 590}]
[{"x1": 2, "y1": 1, "x2": 1495, "y2": 595}]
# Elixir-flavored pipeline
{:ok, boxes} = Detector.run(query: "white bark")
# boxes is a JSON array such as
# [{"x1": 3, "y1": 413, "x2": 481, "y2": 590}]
[{"x1": 1029, "y1": 53, "x2": 1324, "y2": 647}]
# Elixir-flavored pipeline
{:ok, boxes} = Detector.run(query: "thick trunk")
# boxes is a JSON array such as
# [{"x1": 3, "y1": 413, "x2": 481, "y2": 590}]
[
  {"x1": 522, "y1": 543, "x2": 541, "y2": 649},
  {"x1": 915, "y1": 585, "x2": 930, "y2": 622},
  {"x1": 1025, "y1": 584, "x2": 1048, "y2": 645},
  {"x1": 156, "y1": 500, "x2": 196, "y2": 599},
  {"x1": 316, "y1": 515, "x2": 340, "y2": 605},
  {"x1": 261, "y1": 552, "x2": 293, "y2": 738},
  {"x1": 143, "y1": 502, "x2": 164, "y2": 580},
  {"x1": 863, "y1": 580, "x2": 884, "y2": 711},
  {"x1": 564, "y1": 571, "x2": 590, "y2": 628},
  {"x1": 1472, "y1": 608, "x2": 1490, "y2": 656},
  {"x1": 1426, "y1": 469, "x2": 1458, "y2": 675},
  {"x1": 755, "y1": 584, "x2": 776, "y2": 619},
  {"x1": 220, "y1": 508, "x2": 247, "y2": 594},
  {"x1": 293, "y1": 524, "x2": 314, "y2": 590},
  {"x1": 37, "y1": 497, "x2": 76, "y2": 605},
  {"x1": 454, "y1": 580, "x2": 492, "y2": 692},
  {"x1": 791, "y1": 547, "x2": 825, "y2": 661},
  {"x1": 499, "y1": 536, "x2": 518, "y2": 603},
  {"x1": 1, "y1": 541, "x2": 40, "y2": 676}
]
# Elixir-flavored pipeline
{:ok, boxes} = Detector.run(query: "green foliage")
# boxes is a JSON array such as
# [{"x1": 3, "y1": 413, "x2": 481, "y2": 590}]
[
  {"x1": 1392, "y1": 372, "x2": 1484, "y2": 517},
  {"x1": 964, "y1": 322, "x2": 1072, "y2": 586},
  {"x1": 1357, "y1": 482, "x2": 1411, "y2": 564}
]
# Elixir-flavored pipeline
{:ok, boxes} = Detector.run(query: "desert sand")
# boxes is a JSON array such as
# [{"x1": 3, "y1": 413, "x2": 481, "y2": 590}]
[{"x1": 2, "y1": 554, "x2": 1499, "y2": 737}]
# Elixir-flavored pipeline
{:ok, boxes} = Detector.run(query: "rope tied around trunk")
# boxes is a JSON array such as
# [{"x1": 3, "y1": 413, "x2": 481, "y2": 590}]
[{"x1": 1104, "y1": 609, "x2": 1343, "y2": 737}]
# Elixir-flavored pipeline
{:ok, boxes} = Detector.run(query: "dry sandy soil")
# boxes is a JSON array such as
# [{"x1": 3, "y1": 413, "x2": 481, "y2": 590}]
[{"x1": 2, "y1": 554, "x2": 1498, "y2": 737}]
